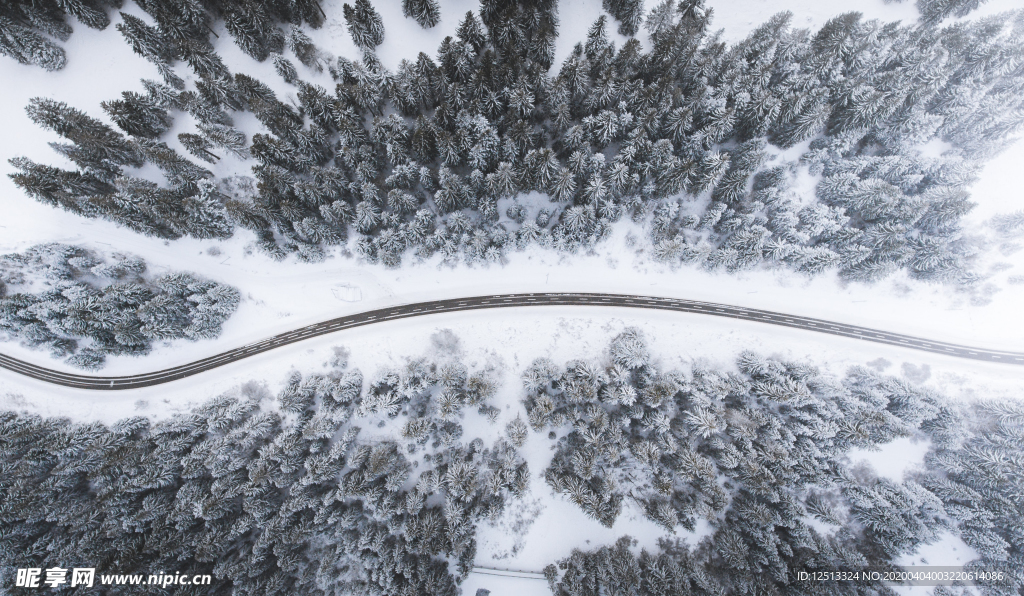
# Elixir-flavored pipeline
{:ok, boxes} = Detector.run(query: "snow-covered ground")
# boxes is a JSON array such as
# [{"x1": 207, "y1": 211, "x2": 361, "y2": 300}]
[
  {"x1": 847, "y1": 436, "x2": 932, "y2": 484},
  {"x1": 4, "y1": 214, "x2": 1024, "y2": 375}
]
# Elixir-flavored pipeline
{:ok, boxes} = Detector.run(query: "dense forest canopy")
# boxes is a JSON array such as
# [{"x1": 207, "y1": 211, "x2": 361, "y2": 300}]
[
  {"x1": 1, "y1": 335, "x2": 1020, "y2": 595},
  {"x1": 5, "y1": 0, "x2": 1023, "y2": 285},
  {"x1": 0, "y1": 342, "x2": 527, "y2": 595},
  {"x1": 526, "y1": 330, "x2": 1022, "y2": 596}
]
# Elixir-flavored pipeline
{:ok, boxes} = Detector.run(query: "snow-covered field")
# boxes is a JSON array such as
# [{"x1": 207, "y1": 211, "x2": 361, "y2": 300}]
[{"x1": 2, "y1": 0, "x2": 1023, "y2": 592}]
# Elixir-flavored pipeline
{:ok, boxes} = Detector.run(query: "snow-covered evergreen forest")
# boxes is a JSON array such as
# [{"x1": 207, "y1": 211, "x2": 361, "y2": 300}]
[
  {"x1": 529, "y1": 330, "x2": 1021, "y2": 595},
  {"x1": 0, "y1": 243, "x2": 239, "y2": 368},
  {"x1": 5, "y1": 0, "x2": 1023, "y2": 283},
  {"x1": 2, "y1": 0, "x2": 1023, "y2": 594},
  {"x1": 1, "y1": 345, "x2": 529, "y2": 595},
  {"x1": 1, "y1": 336, "x2": 1020, "y2": 594}
]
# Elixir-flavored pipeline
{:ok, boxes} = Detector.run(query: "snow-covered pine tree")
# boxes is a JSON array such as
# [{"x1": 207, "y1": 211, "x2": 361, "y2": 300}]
[
  {"x1": 273, "y1": 53, "x2": 299, "y2": 83},
  {"x1": 101, "y1": 91, "x2": 173, "y2": 139},
  {"x1": 115, "y1": 12, "x2": 185, "y2": 88},
  {"x1": 603, "y1": 0, "x2": 644, "y2": 36},
  {"x1": 223, "y1": 1, "x2": 280, "y2": 61},
  {"x1": 0, "y1": 15, "x2": 67, "y2": 70},
  {"x1": 918, "y1": 0, "x2": 989, "y2": 24},
  {"x1": 288, "y1": 25, "x2": 321, "y2": 70},
  {"x1": 343, "y1": 0, "x2": 384, "y2": 49},
  {"x1": 403, "y1": 0, "x2": 440, "y2": 29},
  {"x1": 178, "y1": 132, "x2": 218, "y2": 162},
  {"x1": 26, "y1": 97, "x2": 143, "y2": 169},
  {"x1": 479, "y1": 0, "x2": 559, "y2": 69},
  {"x1": 0, "y1": 0, "x2": 120, "y2": 70}
]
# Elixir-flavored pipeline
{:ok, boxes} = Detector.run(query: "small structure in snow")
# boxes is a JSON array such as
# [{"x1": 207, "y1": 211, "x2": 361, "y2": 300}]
[{"x1": 331, "y1": 284, "x2": 362, "y2": 302}]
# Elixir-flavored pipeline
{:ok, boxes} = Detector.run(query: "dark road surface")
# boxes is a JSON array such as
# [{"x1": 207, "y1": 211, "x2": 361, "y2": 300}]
[{"x1": 1, "y1": 293, "x2": 1020, "y2": 390}]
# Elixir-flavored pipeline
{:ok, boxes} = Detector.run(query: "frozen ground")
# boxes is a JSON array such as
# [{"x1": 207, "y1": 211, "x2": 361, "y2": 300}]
[{"x1": 847, "y1": 436, "x2": 932, "y2": 484}]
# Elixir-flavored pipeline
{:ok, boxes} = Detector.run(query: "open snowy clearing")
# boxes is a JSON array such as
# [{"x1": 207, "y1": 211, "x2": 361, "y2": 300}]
[
  {"x1": 462, "y1": 572, "x2": 548, "y2": 596},
  {"x1": 3, "y1": 219, "x2": 1024, "y2": 378}
]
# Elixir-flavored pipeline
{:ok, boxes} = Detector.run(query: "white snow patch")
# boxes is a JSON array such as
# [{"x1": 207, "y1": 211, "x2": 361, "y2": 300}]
[
  {"x1": 889, "y1": 532, "x2": 981, "y2": 596},
  {"x1": 916, "y1": 137, "x2": 955, "y2": 160},
  {"x1": 846, "y1": 436, "x2": 931, "y2": 483},
  {"x1": 899, "y1": 531, "x2": 979, "y2": 568}
]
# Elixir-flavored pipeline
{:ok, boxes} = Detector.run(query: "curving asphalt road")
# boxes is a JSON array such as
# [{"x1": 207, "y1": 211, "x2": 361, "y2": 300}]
[{"x1": 1, "y1": 293, "x2": 1021, "y2": 391}]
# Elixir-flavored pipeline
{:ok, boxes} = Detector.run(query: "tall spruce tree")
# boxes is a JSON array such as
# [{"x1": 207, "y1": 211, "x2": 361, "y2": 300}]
[
  {"x1": 0, "y1": 0, "x2": 117, "y2": 70},
  {"x1": 479, "y1": 0, "x2": 559, "y2": 68},
  {"x1": 101, "y1": 91, "x2": 174, "y2": 139},
  {"x1": 343, "y1": 0, "x2": 384, "y2": 49},
  {"x1": 0, "y1": 16, "x2": 67, "y2": 70},
  {"x1": 603, "y1": 0, "x2": 644, "y2": 36},
  {"x1": 918, "y1": 0, "x2": 989, "y2": 24},
  {"x1": 403, "y1": 0, "x2": 441, "y2": 29}
]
